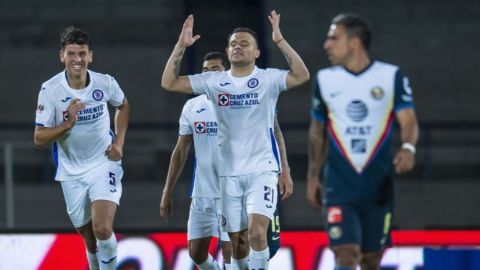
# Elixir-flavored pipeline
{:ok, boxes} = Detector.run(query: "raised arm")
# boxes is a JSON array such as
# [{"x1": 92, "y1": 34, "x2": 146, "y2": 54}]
[
  {"x1": 268, "y1": 10, "x2": 310, "y2": 89},
  {"x1": 160, "y1": 135, "x2": 193, "y2": 221},
  {"x1": 306, "y1": 119, "x2": 328, "y2": 210},
  {"x1": 106, "y1": 99, "x2": 130, "y2": 161},
  {"x1": 393, "y1": 108, "x2": 419, "y2": 174},
  {"x1": 161, "y1": 15, "x2": 200, "y2": 94},
  {"x1": 34, "y1": 98, "x2": 84, "y2": 148},
  {"x1": 274, "y1": 115, "x2": 293, "y2": 201}
]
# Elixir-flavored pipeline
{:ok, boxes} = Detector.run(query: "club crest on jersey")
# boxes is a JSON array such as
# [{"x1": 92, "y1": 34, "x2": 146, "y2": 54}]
[
  {"x1": 247, "y1": 78, "x2": 259, "y2": 88},
  {"x1": 219, "y1": 214, "x2": 227, "y2": 227},
  {"x1": 329, "y1": 226, "x2": 342, "y2": 240},
  {"x1": 62, "y1": 111, "x2": 69, "y2": 121},
  {"x1": 37, "y1": 104, "x2": 44, "y2": 113},
  {"x1": 92, "y1": 89, "x2": 104, "y2": 101},
  {"x1": 218, "y1": 93, "x2": 230, "y2": 106},
  {"x1": 194, "y1": 121, "x2": 217, "y2": 135},
  {"x1": 370, "y1": 86, "x2": 384, "y2": 100}
]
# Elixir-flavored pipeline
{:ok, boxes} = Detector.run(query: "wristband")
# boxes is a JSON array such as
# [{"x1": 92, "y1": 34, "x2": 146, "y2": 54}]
[
  {"x1": 275, "y1": 38, "x2": 284, "y2": 44},
  {"x1": 401, "y1": 142, "x2": 416, "y2": 154}
]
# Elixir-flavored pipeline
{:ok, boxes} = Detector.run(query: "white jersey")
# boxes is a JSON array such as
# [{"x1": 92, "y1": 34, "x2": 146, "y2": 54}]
[
  {"x1": 35, "y1": 70, "x2": 125, "y2": 181},
  {"x1": 189, "y1": 66, "x2": 288, "y2": 176},
  {"x1": 179, "y1": 95, "x2": 220, "y2": 198}
]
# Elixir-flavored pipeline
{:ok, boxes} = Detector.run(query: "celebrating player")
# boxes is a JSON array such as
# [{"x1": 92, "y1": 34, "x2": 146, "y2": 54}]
[{"x1": 34, "y1": 26, "x2": 130, "y2": 270}]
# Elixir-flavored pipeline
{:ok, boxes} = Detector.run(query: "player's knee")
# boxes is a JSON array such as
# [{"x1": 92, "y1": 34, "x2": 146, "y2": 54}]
[
  {"x1": 92, "y1": 223, "x2": 113, "y2": 240},
  {"x1": 333, "y1": 245, "x2": 361, "y2": 268},
  {"x1": 188, "y1": 247, "x2": 208, "y2": 264},
  {"x1": 360, "y1": 252, "x2": 382, "y2": 270},
  {"x1": 248, "y1": 228, "x2": 267, "y2": 248}
]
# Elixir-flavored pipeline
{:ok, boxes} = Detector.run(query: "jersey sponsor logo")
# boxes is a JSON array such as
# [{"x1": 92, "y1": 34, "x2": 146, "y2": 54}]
[
  {"x1": 61, "y1": 97, "x2": 72, "y2": 103},
  {"x1": 346, "y1": 100, "x2": 368, "y2": 122},
  {"x1": 327, "y1": 206, "x2": 342, "y2": 224},
  {"x1": 218, "y1": 92, "x2": 260, "y2": 109},
  {"x1": 370, "y1": 86, "x2": 384, "y2": 100},
  {"x1": 351, "y1": 139, "x2": 367, "y2": 153},
  {"x1": 194, "y1": 121, "x2": 217, "y2": 135},
  {"x1": 345, "y1": 126, "x2": 372, "y2": 136},
  {"x1": 219, "y1": 214, "x2": 227, "y2": 227},
  {"x1": 219, "y1": 82, "x2": 230, "y2": 86},
  {"x1": 218, "y1": 93, "x2": 230, "y2": 106},
  {"x1": 76, "y1": 104, "x2": 105, "y2": 123},
  {"x1": 92, "y1": 89, "x2": 104, "y2": 101},
  {"x1": 247, "y1": 78, "x2": 259, "y2": 88},
  {"x1": 330, "y1": 91, "x2": 342, "y2": 98},
  {"x1": 196, "y1": 108, "x2": 206, "y2": 113}
]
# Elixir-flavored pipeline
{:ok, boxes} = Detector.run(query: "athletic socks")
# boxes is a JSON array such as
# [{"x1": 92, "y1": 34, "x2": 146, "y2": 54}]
[
  {"x1": 86, "y1": 249, "x2": 99, "y2": 270},
  {"x1": 231, "y1": 256, "x2": 249, "y2": 270},
  {"x1": 249, "y1": 247, "x2": 269, "y2": 270},
  {"x1": 197, "y1": 254, "x2": 221, "y2": 270},
  {"x1": 96, "y1": 233, "x2": 117, "y2": 270}
]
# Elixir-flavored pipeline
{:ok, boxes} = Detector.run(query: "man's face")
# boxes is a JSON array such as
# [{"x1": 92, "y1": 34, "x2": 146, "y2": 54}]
[
  {"x1": 202, "y1": 59, "x2": 225, "y2": 72},
  {"x1": 60, "y1": 43, "x2": 92, "y2": 77},
  {"x1": 226, "y1": 32, "x2": 260, "y2": 66},
  {"x1": 323, "y1": 24, "x2": 354, "y2": 66}
]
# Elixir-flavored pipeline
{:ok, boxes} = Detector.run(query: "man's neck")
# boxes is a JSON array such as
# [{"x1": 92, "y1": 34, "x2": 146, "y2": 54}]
[
  {"x1": 344, "y1": 52, "x2": 371, "y2": 74},
  {"x1": 67, "y1": 71, "x2": 88, "y2": 90},
  {"x1": 230, "y1": 63, "x2": 256, "y2": 78}
]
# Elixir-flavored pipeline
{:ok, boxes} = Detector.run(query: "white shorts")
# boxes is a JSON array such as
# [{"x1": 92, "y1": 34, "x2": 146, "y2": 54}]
[
  {"x1": 187, "y1": 197, "x2": 229, "y2": 241},
  {"x1": 60, "y1": 161, "x2": 123, "y2": 228},
  {"x1": 219, "y1": 171, "x2": 278, "y2": 233}
]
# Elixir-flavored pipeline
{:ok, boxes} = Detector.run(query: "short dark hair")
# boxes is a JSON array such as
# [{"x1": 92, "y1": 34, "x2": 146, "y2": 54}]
[
  {"x1": 332, "y1": 13, "x2": 372, "y2": 50},
  {"x1": 203, "y1": 51, "x2": 230, "y2": 69},
  {"x1": 60, "y1": 26, "x2": 91, "y2": 49},
  {"x1": 227, "y1": 27, "x2": 258, "y2": 47}
]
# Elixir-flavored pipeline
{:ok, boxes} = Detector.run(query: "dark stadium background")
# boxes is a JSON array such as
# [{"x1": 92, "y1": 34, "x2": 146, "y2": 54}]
[{"x1": 1, "y1": 0, "x2": 479, "y2": 235}]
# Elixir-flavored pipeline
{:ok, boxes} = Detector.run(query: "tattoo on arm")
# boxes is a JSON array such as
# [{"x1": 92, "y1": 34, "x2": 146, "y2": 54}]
[
  {"x1": 173, "y1": 59, "x2": 181, "y2": 77},
  {"x1": 282, "y1": 51, "x2": 293, "y2": 67}
]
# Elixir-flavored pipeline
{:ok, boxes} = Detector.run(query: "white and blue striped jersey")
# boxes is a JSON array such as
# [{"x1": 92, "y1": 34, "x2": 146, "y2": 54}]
[
  {"x1": 189, "y1": 66, "x2": 288, "y2": 176},
  {"x1": 35, "y1": 70, "x2": 125, "y2": 181},
  {"x1": 311, "y1": 61, "x2": 414, "y2": 202},
  {"x1": 179, "y1": 95, "x2": 220, "y2": 198}
]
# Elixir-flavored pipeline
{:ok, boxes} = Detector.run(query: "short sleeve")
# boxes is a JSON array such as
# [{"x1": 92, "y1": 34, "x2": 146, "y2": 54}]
[
  {"x1": 310, "y1": 74, "x2": 327, "y2": 123},
  {"x1": 267, "y1": 68, "x2": 288, "y2": 97},
  {"x1": 393, "y1": 69, "x2": 415, "y2": 112},
  {"x1": 35, "y1": 87, "x2": 56, "y2": 127},
  {"x1": 178, "y1": 101, "x2": 193, "y2": 136},
  {"x1": 189, "y1": 73, "x2": 210, "y2": 97},
  {"x1": 107, "y1": 76, "x2": 125, "y2": 107}
]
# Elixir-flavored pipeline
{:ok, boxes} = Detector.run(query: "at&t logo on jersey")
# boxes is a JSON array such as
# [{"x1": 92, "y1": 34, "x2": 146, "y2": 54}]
[
  {"x1": 194, "y1": 121, "x2": 217, "y2": 135},
  {"x1": 217, "y1": 92, "x2": 260, "y2": 109}
]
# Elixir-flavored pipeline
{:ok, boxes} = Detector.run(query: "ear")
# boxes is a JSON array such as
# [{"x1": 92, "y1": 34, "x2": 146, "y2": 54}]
[
  {"x1": 88, "y1": 50, "x2": 93, "y2": 63},
  {"x1": 59, "y1": 50, "x2": 65, "y2": 63},
  {"x1": 350, "y1": 36, "x2": 362, "y2": 50},
  {"x1": 255, "y1": 49, "x2": 260, "y2": 59}
]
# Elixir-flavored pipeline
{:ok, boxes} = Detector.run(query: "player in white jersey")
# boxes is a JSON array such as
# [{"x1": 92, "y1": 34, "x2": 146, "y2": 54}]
[
  {"x1": 161, "y1": 11, "x2": 307, "y2": 270},
  {"x1": 34, "y1": 26, "x2": 130, "y2": 270},
  {"x1": 306, "y1": 14, "x2": 419, "y2": 270}
]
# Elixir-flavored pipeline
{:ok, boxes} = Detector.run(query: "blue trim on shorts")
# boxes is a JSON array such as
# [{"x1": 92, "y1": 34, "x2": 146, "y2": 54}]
[
  {"x1": 52, "y1": 142, "x2": 58, "y2": 178},
  {"x1": 189, "y1": 158, "x2": 196, "y2": 197}
]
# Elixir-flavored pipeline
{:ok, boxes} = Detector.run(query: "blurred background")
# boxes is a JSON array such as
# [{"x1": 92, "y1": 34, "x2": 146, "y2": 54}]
[{"x1": 1, "y1": 0, "x2": 480, "y2": 233}]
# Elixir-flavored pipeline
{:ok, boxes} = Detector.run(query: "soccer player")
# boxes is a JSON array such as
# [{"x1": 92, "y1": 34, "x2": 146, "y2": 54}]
[
  {"x1": 34, "y1": 26, "x2": 130, "y2": 270},
  {"x1": 160, "y1": 51, "x2": 292, "y2": 270},
  {"x1": 161, "y1": 10, "x2": 307, "y2": 270},
  {"x1": 306, "y1": 13, "x2": 419, "y2": 270}
]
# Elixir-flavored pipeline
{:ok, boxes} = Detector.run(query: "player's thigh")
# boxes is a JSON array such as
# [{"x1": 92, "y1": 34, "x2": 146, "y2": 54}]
[
  {"x1": 188, "y1": 197, "x2": 222, "y2": 240},
  {"x1": 245, "y1": 171, "x2": 278, "y2": 221},
  {"x1": 360, "y1": 202, "x2": 392, "y2": 252},
  {"x1": 60, "y1": 179, "x2": 91, "y2": 228},
  {"x1": 89, "y1": 161, "x2": 123, "y2": 206},
  {"x1": 324, "y1": 203, "x2": 362, "y2": 247},
  {"x1": 220, "y1": 176, "x2": 247, "y2": 233}
]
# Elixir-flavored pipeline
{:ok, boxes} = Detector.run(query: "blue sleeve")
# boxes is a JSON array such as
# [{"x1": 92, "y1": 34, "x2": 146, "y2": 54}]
[
  {"x1": 394, "y1": 69, "x2": 415, "y2": 112},
  {"x1": 310, "y1": 76, "x2": 327, "y2": 123}
]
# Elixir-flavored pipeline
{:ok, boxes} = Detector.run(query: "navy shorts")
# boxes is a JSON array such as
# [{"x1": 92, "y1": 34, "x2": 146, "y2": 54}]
[{"x1": 324, "y1": 201, "x2": 392, "y2": 252}]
